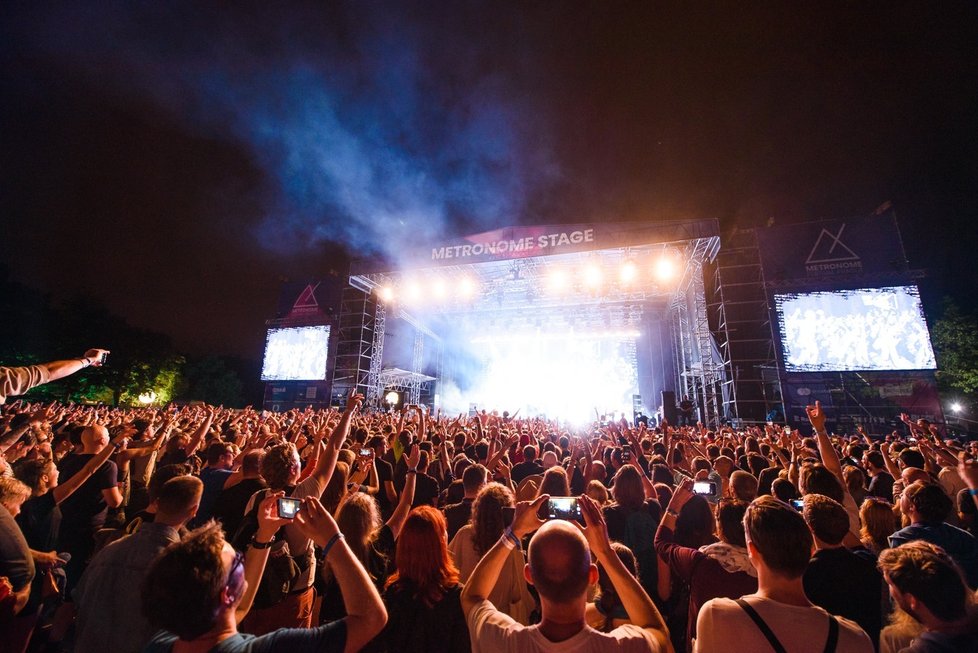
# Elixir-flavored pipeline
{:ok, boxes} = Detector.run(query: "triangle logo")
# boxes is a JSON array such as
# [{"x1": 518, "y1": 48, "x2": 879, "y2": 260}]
[
  {"x1": 805, "y1": 224, "x2": 860, "y2": 264},
  {"x1": 292, "y1": 283, "x2": 321, "y2": 311}
]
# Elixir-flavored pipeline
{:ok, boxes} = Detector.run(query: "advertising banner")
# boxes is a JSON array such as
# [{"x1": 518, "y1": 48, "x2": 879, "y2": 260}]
[{"x1": 755, "y1": 215, "x2": 908, "y2": 284}]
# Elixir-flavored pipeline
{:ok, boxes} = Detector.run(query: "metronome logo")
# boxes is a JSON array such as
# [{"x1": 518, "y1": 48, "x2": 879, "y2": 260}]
[
  {"x1": 805, "y1": 224, "x2": 862, "y2": 275},
  {"x1": 291, "y1": 283, "x2": 321, "y2": 313}
]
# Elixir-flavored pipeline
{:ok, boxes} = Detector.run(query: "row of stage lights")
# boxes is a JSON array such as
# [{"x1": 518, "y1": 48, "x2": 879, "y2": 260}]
[{"x1": 375, "y1": 255, "x2": 681, "y2": 305}]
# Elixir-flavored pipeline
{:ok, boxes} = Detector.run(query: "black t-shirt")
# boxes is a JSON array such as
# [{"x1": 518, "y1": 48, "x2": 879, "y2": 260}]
[
  {"x1": 803, "y1": 547, "x2": 884, "y2": 649},
  {"x1": 511, "y1": 460, "x2": 544, "y2": 485},
  {"x1": 212, "y1": 477, "x2": 268, "y2": 537},
  {"x1": 16, "y1": 491, "x2": 60, "y2": 551},
  {"x1": 372, "y1": 583, "x2": 470, "y2": 653},
  {"x1": 57, "y1": 453, "x2": 117, "y2": 532},
  {"x1": 867, "y1": 471, "x2": 894, "y2": 500},
  {"x1": 375, "y1": 458, "x2": 394, "y2": 513}
]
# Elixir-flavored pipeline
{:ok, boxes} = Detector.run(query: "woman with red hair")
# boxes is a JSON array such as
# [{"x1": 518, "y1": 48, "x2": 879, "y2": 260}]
[{"x1": 369, "y1": 506, "x2": 470, "y2": 652}]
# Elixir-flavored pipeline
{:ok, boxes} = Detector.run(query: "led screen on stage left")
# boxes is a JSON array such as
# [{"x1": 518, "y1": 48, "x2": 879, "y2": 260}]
[{"x1": 261, "y1": 325, "x2": 331, "y2": 381}]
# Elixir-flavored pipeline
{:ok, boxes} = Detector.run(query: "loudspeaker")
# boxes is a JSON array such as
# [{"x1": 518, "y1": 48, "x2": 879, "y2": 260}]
[{"x1": 661, "y1": 391, "x2": 677, "y2": 424}]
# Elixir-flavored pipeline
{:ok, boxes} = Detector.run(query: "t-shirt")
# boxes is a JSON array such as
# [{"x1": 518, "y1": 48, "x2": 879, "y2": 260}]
[
  {"x1": 693, "y1": 596, "x2": 873, "y2": 653},
  {"x1": 212, "y1": 478, "x2": 267, "y2": 537},
  {"x1": 375, "y1": 458, "x2": 395, "y2": 515},
  {"x1": 16, "y1": 491, "x2": 61, "y2": 552},
  {"x1": 191, "y1": 466, "x2": 234, "y2": 528},
  {"x1": 466, "y1": 599, "x2": 662, "y2": 653},
  {"x1": 0, "y1": 505, "x2": 34, "y2": 592},
  {"x1": 412, "y1": 472, "x2": 440, "y2": 508},
  {"x1": 143, "y1": 620, "x2": 346, "y2": 653},
  {"x1": 803, "y1": 548, "x2": 883, "y2": 649},
  {"x1": 57, "y1": 454, "x2": 118, "y2": 532},
  {"x1": 0, "y1": 365, "x2": 50, "y2": 404},
  {"x1": 375, "y1": 583, "x2": 470, "y2": 653}
]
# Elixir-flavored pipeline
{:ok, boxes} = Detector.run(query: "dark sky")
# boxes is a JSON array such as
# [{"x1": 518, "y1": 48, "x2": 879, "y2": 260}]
[{"x1": 2, "y1": 2, "x2": 977, "y2": 361}]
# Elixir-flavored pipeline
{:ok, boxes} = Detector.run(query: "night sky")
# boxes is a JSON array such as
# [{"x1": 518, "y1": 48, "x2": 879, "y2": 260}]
[{"x1": 2, "y1": 3, "x2": 976, "y2": 362}]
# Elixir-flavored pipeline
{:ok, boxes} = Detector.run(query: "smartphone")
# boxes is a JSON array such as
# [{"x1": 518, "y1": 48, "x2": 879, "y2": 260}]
[
  {"x1": 546, "y1": 497, "x2": 584, "y2": 524},
  {"x1": 502, "y1": 506, "x2": 515, "y2": 528},
  {"x1": 98, "y1": 352, "x2": 109, "y2": 366},
  {"x1": 359, "y1": 448, "x2": 372, "y2": 457},
  {"x1": 277, "y1": 497, "x2": 301, "y2": 519},
  {"x1": 693, "y1": 481, "x2": 717, "y2": 496},
  {"x1": 621, "y1": 449, "x2": 631, "y2": 462},
  {"x1": 790, "y1": 499, "x2": 805, "y2": 511}
]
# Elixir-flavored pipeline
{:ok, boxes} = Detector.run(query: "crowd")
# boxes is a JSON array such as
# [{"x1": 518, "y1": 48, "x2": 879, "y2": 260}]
[{"x1": 1, "y1": 351, "x2": 978, "y2": 652}]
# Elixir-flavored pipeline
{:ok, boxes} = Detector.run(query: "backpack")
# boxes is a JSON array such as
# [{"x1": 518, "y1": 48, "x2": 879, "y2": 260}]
[{"x1": 230, "y1": 488, "x2": 310, "y2": 609}]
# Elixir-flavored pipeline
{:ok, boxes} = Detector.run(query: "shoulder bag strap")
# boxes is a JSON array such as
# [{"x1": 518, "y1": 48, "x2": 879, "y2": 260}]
[
  {"x1": 735, "y1": 599, "x2": 788, "y2": 653},
  {"x1": 822, "y1": 615, "x2": 839, "y2": 653}
]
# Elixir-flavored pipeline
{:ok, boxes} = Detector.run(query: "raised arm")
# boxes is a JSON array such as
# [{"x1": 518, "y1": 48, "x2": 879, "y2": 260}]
[
  {"x1": 40, "y1": 348, "x2": 110, "y2": 383},
  {"x1": 577, "y1": 495, "x2": 672, "y2": 650},
  {"x1": 295, "y1": 497, "x2": 387, "y2": 653},
  {"x1": 310, "y1": 393, "x2": 363, "y2": 489},
  {"x1": 52, "y1": 431, "x2": 128, "y2": 504},
  {"x1": 183, "y1": 407, "x2": 215, "y2": 457},
  {"x1": 806, "y1": 401, "x2": 845, "y2": 485},
  {"x1": 386, "y1": 445, "x2": 419, "y2": 538}
]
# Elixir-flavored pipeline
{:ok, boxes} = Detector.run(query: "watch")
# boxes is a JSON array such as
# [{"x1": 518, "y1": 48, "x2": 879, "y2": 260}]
[{"x1": 251, "y1": 535, "x2": 276, "y2": 549}]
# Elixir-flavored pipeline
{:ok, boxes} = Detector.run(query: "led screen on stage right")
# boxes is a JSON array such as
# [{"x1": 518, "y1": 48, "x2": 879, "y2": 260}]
[{"x1": 775, "y1": 286, "x2": 936, "y2": 372}]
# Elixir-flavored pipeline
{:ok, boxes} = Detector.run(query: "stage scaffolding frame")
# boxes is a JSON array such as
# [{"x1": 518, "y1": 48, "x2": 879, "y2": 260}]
[{"x1": 335, "y1": 220, "x2": 729, "y2": 425}]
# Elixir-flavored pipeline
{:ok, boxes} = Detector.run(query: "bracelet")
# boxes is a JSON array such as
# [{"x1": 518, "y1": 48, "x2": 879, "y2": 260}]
[
  {"x1": 406, "y1": 468, "x2": 417, "y2": 475},
  {"x1": 251, "y1": 534, "x2": 276, "y2": 549},
  {"x1": 666, "y1": 508, "x2": 679, "y2": 518},
  {"x1": 500, "y1": 526, "x2": 520, "y2": 550},
  {"x1": 321, "y1": 532, "x2": 345, "y2": 559},
  {"x1": 79, "y1": 357, "x2": 91, "y2": 368},
  {"x1": 969, "y1": 488, "x2": 978, "y2": 497}
]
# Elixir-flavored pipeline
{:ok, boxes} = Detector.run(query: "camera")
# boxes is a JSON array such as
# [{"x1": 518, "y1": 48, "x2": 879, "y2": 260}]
[
  {"x1": 546, "y1": 497, "x2": 584, "y2": 524},
  {"x1": 277, "y1": 497, "x2": 301, "y2": 519},
  {"x1": 790, "y1": 499, "x2": 805, "y2": 511}
]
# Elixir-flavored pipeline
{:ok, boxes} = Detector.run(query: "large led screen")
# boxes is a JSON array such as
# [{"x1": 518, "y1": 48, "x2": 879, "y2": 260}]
[
  {"x1": 775, "y1": 286, "x2": 936, "y2": 372},
  {"x1": 261, "y1": 325, "x2": 330, "y2": 381}
]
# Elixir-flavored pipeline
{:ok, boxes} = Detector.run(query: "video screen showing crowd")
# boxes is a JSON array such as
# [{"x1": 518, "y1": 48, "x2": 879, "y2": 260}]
[
  {"x1": 777, "y1": 286, "x2": 937, "y2": 373},
  {"x1": 1, "y1": 352, "x2": 977, "y2": 653}
]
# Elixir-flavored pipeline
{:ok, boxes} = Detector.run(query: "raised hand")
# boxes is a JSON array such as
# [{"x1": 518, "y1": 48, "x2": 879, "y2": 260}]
[
  {"x1": 406, "y1": 444, "x2": 421, "y2": 470},
  {"x1": 292, "y1": 497, "x2": 341, "y2": 549},
  {"x1": 512, "y1": 494, "x2": 548, "y2": 538},
  {"x1": 573, "y1": 494, "x2": 613, "y2": 558},
  {"x1": 805, "y1": 400, "x2": 827, "y2": 433}
]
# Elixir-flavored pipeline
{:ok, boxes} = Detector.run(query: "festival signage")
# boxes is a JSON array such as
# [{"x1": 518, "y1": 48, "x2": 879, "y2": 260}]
[
  {"x1": 351, "y1": 219, "x2": 721, "y2": 274},
  {"x1": 755, "y1": 215, "x2": 908, "y2": 284}
]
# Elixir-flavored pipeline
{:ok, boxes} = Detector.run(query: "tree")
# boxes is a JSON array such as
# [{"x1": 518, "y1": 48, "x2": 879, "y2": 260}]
[{"x1": 931, "y1": 300, "x2": 978, "y2": 397}]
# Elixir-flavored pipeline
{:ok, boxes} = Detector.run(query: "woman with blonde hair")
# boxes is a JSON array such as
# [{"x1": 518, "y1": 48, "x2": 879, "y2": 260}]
[
  {"x1": 860, "y1": 497, "x2": 897, "y2": 555},
  {"x1": 320, "y1": 446, "x2": 419, "y2": 623},
  {"x1": 448, "y1": 482, "x2": 535, "y2": 624}
]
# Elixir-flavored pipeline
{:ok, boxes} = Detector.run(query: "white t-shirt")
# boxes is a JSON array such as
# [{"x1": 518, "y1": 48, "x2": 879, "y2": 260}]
[
  {"x1": 467, "y1": 599, "x2": 663, "y2": 653},
  {"x1": 694, "y1": 596, "x2": 873, "y2": 653}
]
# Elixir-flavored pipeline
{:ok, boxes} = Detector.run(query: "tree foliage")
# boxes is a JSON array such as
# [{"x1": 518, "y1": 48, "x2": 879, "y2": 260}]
[{"x1": 931, "y1": 300, "x2": 978, "y2": 396}]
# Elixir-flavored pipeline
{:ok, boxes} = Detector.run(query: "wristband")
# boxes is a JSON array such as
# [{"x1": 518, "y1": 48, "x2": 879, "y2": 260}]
[
  {"x1": 969, "y1": 489, "x2": 978, "y2": 497},
  {"x1": 665, "y1": 508, "x2": 679, "y2": 518},
  {"x1": 321, "y1": 532, "x2": 345, "y2": 559},
  {"x1": 500, "y1": 526, "x2": 520, "y2": 550},
  {"x1": 406, "y1": 468, "x2": 417, "y2": 475},
  {"x1": 251, "y1": 534, "x2": 276, "y2": 549},
  {"x1": 79, "y1": 357, "x2": 91, "y2": 368}
]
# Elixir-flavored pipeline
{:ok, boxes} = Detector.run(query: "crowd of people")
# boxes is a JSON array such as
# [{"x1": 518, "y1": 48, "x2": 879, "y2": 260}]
[{"x1": 1, "y1": 350, "x2": 978, "y2": 652}]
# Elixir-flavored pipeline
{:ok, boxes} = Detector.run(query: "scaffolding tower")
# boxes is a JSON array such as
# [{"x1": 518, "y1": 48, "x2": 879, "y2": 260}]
[{"x1": 708, "y1": 227, "x2": 779, "y2": 424}]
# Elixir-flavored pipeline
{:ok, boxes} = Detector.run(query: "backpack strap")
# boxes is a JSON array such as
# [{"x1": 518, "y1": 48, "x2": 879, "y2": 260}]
[
  {"x1": 735, "y1": 599, "x2": 788, "y2": 653},
  {"x1": 822, "y1": 614, "x2": 839, "y2": 653}
]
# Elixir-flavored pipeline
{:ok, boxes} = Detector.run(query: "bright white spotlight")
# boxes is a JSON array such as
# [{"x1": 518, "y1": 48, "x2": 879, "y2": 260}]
[
  {"x1": 403, "y1": 280, "x2": 422, "y2": 304},
  {"x1": 457, "y1": 276, "x2": 477, "y2": 299},
  {"x1": 583, "y1": 264, "x2": 602, "y2": 288},
  {"x1": 137, "y1": 391, "x2": 157, "y2": 405},
  {"x1": 377, "y1": 285, "x2": 394, "y2": 303},
  {"x1": 951, "y1": 402, "x2": 963, "y2": 414},
  {"x1": 546, "y1": 269, "x2": 567, "y2": 292},
  {"x1": 620, "y1": 260, "x2": 637, "y2": 283},
  {"x1": 654, "y1": 257, "x2": 676, "y2": 282},
  {"x1": 385, "y1": 391, "x2": 399, "y2": 406},
  {"x1": 433, "y1": 278, "x2": 448, "y2": 300}
]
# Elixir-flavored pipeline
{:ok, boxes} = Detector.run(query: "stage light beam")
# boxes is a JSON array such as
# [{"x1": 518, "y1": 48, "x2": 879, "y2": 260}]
[
  {"x1": 404, "y1": 281, "x2": 422, "y2": 304},
  {"x1": 951, "y1": 402, "x2": 963, "y2": 414},
  {"x1": 620, "y1": 260, "x2": 637, "y2": 284},
  {"x1": 546, "y1": 269, "x2": 567, "y2": 293},
  {"x1": 378, "y1": 285, "x2": 394, "y2": 303},
  {"x1": 654, "y1": 257, "x2": 676, "y2": 283},
  {"x1": 583, "y1": 264, "x2": 602, "y2": 288},
  {"x1": 457, "y1": 276, "x2": 477, "y2": 299}
]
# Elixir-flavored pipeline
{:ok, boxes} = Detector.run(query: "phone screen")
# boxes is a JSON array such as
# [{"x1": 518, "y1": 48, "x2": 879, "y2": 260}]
[
  {"x1": 277, "y1": 497, "x2": 301, "y2": 519},
  {"x1": 693, "y1": 481, "x2": 716, "y2": 495},
  {"x1": 547, "y1": 497, "x2": 584, "y2": 524},
  {"x1": 790, "y1": 499, "x2": 805, "y2": 511},
  {"x1": 359, "y1": 448, "x2": 372, "y2": 457}
]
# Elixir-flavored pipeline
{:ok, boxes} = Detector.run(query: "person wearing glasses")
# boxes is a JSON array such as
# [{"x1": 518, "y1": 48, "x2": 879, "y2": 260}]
[{"x1": 141, "y1": 495, "x2": 386, "y2": 653}]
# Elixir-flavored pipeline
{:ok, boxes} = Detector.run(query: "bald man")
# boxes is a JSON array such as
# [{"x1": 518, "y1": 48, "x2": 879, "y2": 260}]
[
  {"x1": 57, "y1": 424, "x2": 125, "y2": 592},
  {"x1": 461, "y1": 493, "x2": 672, "y2": 652}
]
